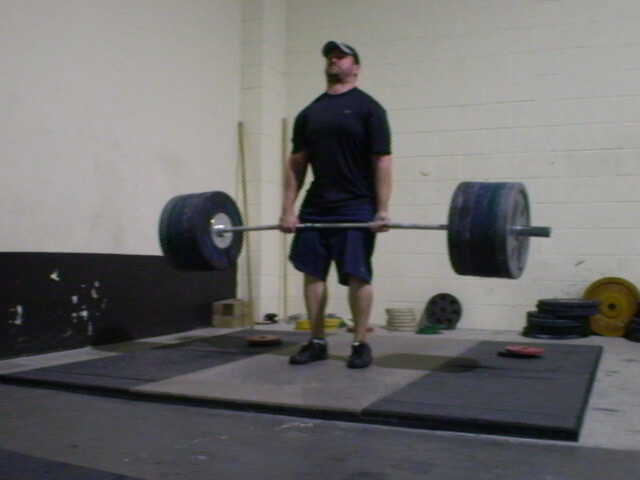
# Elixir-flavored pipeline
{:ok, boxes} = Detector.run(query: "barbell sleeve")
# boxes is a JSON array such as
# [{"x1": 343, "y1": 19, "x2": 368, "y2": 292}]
[
  {"x1": 510, "y1": 225, "x2": 551, "y2": 238},
  {"x1": 211, "y1": 222, "x2": 551, "y2": 238}
]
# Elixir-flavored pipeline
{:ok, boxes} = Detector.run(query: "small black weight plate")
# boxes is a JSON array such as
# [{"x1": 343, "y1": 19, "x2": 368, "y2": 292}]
[
  {"x1": 526, "y1": 311, "x2": 555, "y2": 320},
  {"x1": 526, "y1": 317, "x2": 587, "y2": 329},
  {"x1": 529, "y1": 324, "x2": 588, "y2": 334},
  {"x1": 625, "y1": 332, "x2": 640, "y2": 343},
  {"x1": 522, "y1": 323, "x2": 589, "y2": 339},
  {"x1": 625, "y1": 324, "x2": 640, "y2": 335},
  {"x1": 527, "y1": 311, "x2": 590, "y2": 322},
  {"x1": 537, "y1": 298, "x2": 600, "y2": 309},
  {"x1": 628, "y1": 317, "x2": 640, "y2": 327},
  {"x1": 525, "y1": 320, "x2": 589, "y2": 332},
  {"x1": 535, "y1": 307, "x2": 599, "y2": 318},
  {"x1": 522, "y1": 330, "x2": 587, "y2": 340},
  {"x1": 159, "y1": 191, "x2": 243, "y2": 271},
  {"x1": 424, "y1": 293, "x2": 462, "y2": 329},
  {"x1": 536, "y1": 298, "x2": 600, "y2": 317}
]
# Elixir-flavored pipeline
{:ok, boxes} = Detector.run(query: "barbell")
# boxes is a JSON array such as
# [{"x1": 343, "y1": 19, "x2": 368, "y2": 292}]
[{"x1": 158, "y1": 181, "x2": 551, "y2": 279}]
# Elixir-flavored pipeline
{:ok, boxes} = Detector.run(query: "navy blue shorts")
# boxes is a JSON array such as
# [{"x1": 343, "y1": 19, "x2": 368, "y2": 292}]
[{"x1": 289, "y1": 205, "x2": 376, "y2": 286}]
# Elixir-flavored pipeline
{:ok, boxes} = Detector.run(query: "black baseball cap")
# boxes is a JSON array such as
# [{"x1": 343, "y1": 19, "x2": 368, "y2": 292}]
[{"x1": 322, "y1": 41, "x2": 360, "y2": 64}]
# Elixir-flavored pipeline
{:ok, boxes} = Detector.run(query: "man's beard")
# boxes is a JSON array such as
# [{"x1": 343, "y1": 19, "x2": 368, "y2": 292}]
[
  {"x1": 325, "y1": 70, "x2": 342, "y2": 83},
  {"x1": 325, "y1": 65, "x2": 348, "y2": 83}
]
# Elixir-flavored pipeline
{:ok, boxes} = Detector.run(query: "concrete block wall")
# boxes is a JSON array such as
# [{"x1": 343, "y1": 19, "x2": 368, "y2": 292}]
[
  {"x1": 239, "y1": 0, "x2": 288, "y2": 319},
  {"x1": 4, "y1": 1, "x2": 639, "y2": 334},
  {"x1": 284, "y1": 0, "x2": 640, "y2": 330}
]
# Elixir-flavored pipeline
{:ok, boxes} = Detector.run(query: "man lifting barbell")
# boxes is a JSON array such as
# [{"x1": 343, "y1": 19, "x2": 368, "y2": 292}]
[
  {"x1": 280, "y1": 41, "x2": 393, "y2": 369},
  {"x1": 157, "y1": 50, "x2": 552, "y2": 369}
]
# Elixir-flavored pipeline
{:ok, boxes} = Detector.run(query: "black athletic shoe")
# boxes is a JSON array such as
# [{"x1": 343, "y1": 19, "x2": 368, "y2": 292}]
[
  {"x1": 289, "y1": 339, "x2": 328, "y2": 365},
  {"x1": 347, "y1": 342, "x2": 372, "y2": 369}
]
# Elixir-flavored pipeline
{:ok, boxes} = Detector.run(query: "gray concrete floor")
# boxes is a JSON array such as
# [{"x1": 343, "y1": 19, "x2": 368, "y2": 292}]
[{"x1": 1, "y1": 326, "x2": 639, "y2": 479}]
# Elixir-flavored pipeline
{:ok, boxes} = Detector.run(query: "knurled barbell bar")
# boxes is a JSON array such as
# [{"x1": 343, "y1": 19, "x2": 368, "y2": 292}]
[{"x1": 158, "y1": 181, "x2": 552, "y2": 279}]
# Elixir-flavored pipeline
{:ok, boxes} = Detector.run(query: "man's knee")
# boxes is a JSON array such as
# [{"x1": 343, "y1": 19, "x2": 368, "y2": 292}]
[{"x1": 347, "y1": 275, "x2": 370, "y2": 287}]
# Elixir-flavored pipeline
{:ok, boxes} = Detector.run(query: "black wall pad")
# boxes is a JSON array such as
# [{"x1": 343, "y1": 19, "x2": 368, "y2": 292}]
[{"x1": 0, "y1": 252, "x2": 236, "y2": 359}]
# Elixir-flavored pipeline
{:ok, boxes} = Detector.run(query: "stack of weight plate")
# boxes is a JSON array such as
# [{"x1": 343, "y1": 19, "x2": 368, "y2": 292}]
[
  {"x1": 385, "y1": 308, "x2": 418, "y2": 332},
  {"x1": 625, "y1": 316, "x2": 640, "y2": 342},
  {"x1": 522, "y1": 298, "x2": 599, "y2": 339}
]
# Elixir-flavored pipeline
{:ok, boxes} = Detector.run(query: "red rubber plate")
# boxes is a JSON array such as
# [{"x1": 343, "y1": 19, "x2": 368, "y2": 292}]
[
  {"x1": 246, "y1": 334, "x2": 282, "y2": 346},
  {"x1": 504, "y1": 345, "x2": 545, "y2": 357}
]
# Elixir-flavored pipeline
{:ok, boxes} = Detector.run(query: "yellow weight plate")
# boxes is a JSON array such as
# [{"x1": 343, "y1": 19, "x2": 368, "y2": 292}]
[
  {"x1": 294, "y1": 318, "x2": 343, "y2": 331},
  {"x1": 324, "y1": 318, "x2": 343, "y2": 330},
  {"x1": 295, "y1": 319, "x2": 310, "y2": 330},
  {"x1": 583, "y1": 277, "x2": 640, "y2": 337}
]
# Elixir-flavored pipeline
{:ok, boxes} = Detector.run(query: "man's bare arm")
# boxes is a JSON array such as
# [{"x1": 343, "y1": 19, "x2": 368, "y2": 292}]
[{"x1": 280, "y1": 150, "x2": 309, "y2": 232}]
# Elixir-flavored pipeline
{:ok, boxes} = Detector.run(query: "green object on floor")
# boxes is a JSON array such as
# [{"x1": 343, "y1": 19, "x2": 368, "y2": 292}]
[{"x1": 416, "y1": 325, "x2": 443, "y2": 335}]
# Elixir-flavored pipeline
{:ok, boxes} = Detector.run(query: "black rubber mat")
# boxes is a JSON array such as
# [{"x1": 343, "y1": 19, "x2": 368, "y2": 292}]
[
  {"x1": 0, "y1": 448, "x2": 143, "y2": 480},
  {"x1": 0, "y1": 330, "x2": 302, "y2": 392},
  {"x1": 0, "y1": 333, "x2": 602, "y2": 441},
  {"x1": 362, "y1": 341, "x2": 602, "y2": 440}
]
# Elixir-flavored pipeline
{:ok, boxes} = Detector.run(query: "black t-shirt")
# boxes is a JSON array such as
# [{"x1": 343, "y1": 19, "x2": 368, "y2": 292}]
[{"x1": 292, "y1": 87, "x2": 391, "y2": 213}]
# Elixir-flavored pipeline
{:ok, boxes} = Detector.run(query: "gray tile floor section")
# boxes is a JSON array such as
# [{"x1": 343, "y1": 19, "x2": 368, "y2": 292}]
[{"x1": 133, "y1": 332, "x2": 443, "y2": 412}]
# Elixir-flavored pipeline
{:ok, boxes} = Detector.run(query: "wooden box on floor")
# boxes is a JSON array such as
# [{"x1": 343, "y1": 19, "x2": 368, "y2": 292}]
[{"x1": 212, "y1": 299, "x2": 253, "y2": 328}]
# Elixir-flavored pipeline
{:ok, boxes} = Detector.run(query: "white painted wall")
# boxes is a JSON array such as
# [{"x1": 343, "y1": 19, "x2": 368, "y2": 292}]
[
  {"x1": 4, "y1": 1, "x2": 640, "y2": 331},
  {"x1": 1, "y1": 0, "x2": 242, "y2": 254},
  {"x1": 285, "y1": 0, "x2": 640, "y2": 329}
]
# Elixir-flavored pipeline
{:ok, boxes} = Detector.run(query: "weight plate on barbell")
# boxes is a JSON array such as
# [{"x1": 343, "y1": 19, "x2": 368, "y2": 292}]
[
  {"x1": 159, "y1": 191, "x2": 243, "y2": 271},
  {"x1": 494, "y1": 182, "x2": 530, "y2": 279},
  {"x1": 447, "y1": 182, "x2": 531, "y2": 279},
  {"x1": 583, "y1": 277, "x2": 640, "y2": 337},
  {"x1": 446, "y1": 182, "x2": 488, "y2": 277},
  {"x1": 159, "y1": 193, "x2": 212, "y2": 271}
]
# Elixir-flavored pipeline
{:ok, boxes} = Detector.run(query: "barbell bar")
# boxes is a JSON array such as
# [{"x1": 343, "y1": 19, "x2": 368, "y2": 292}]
[
  {"x1": 211, "y1": 222, "x2": 551, "y2": 237},
  {"x1": 158, "y1": 181, "x2": 552, "y2": 279}
]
